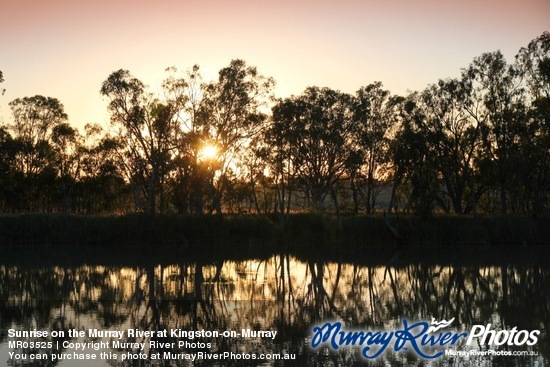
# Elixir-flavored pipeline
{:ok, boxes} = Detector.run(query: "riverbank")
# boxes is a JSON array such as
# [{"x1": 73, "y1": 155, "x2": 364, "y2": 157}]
[{"x1": 0, "y1": 213, "x2": 548, "y2": 250}]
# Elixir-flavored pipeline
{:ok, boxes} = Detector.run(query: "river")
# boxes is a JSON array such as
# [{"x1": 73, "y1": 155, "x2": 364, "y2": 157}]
[{"x1": 0, "y1": 245, "x2": 548, "y2": 366}]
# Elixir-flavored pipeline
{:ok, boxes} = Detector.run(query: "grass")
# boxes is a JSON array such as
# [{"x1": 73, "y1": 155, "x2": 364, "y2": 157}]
[{"x1": 0, "y1": 213, "x2": 548, "y2": 250}]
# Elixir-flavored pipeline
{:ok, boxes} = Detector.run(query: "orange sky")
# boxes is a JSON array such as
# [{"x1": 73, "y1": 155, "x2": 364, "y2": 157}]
[{"x1": 0, "y1": 0, "x2": 548, "y2": 129}]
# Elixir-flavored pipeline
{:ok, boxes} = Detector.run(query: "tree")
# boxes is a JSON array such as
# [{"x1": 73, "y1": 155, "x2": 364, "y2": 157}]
[
  {"x1": 51, "y1": 122, "x2": 82, "y2": 213},
  {"x1": 416, "y1": 79, "x2": 481, "y2": 214},
  {"x1": 271, "y1": 87, "x2": 356, "y2": 218},
  {"x1": 0, "y1": 127, "x2": 19, "y2": 211},
  {"x1": 389, "y1": 94, "x2": 441, "y2": 216},
  {"x1": 196, "y1": 59, "x2": 274, "y2": 215},
  {"x1": 463, "y1": 51, "x2": 525, "y2": 215},
  {"x1": 8, "y1": 95, "x2": 68, "y2": 211},
  {"x1": 262, "y1": 98, "x2": 302, "y2": 224},
  {"x1": 0, "y1": 70, "x2": 4, "y2": 96},
  {"x1": 515, "y1": 32, "x2": 550, "y2": 216},
  {"x1": 77, "y1": 124, "x2": 128, "y2": 213},
  {"x1": 162, "y1": 65, "x2": 211, "y2": 214},
  {"x1": 352, "y1": 82, "x2": 393, "y2": 214},
  {"x1": 101, "y1": 69, "x2": 179, "y2": 214},
  {"x1": 9, "y1": 96, "x2": 68, "y2": 149},
  {"x1": 516, "y1": 31, "x2": 550, "y2": 101}
]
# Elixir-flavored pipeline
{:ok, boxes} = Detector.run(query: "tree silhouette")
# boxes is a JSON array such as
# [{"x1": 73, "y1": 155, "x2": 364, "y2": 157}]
[
  {"x1": 0, "y1": 70, "x2": 4, "y2": 96},
  {"x1": 352, "y1": 82, "x2": 393, "y2": 214},
  {"x1": 0, "y1": 33, "x2": 549, "y2": 216},
  {"x1": 197, "y1": 59, "x2": 274, "y2": 215},
  {"x1": 272, "y1": 87, "x2": 356, "y2": 216},
  {"x1": 516, "y1": 32, "x2": 550, "y2": 217},
  {"x1": 6, "y1": 96, "x2": 68, "y2": 211},
  {"x1": 416, "y1": 79, "x2": 481, "y2": 214},
  {"x1": 463, "y1": 51, "x2": 524, "y2": 215},
  {"x1": 101, "y1": 69, "x2": 180, "y2": 214}
]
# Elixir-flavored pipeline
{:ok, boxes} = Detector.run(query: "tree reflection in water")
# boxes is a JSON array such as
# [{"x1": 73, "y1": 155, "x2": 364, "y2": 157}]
[{"x1": 0, "y1": 253, "x2": 548, "y2": 366}]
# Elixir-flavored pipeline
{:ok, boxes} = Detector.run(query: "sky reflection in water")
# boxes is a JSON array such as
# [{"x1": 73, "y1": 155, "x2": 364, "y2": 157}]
[{"x1": 0, "y1": 252, "x2": 548, "y2": 366}]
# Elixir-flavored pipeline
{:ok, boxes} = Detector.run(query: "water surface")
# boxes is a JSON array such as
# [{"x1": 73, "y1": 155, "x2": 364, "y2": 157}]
[{"x1": 0, "y1": 246, "x2": 548, "y2": 366}]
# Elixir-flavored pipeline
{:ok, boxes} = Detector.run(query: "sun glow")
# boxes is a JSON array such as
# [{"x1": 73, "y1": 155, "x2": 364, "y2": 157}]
[{"x1": 199, "y1": 143, "x2": 219, "y2": 161}]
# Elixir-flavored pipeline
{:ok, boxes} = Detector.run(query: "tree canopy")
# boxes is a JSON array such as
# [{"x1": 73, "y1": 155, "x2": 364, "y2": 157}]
[{"x1": 0, "y1": 33, "x2": 549, "y2": 217}]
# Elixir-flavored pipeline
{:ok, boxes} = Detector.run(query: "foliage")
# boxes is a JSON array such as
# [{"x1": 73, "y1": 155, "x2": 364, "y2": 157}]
[
  {"x1": 0, "y1": 33, "x2": 549, "y2": 218},
  {"x1": 269, "y1": 86, "x2": 356, "y2": 220}
]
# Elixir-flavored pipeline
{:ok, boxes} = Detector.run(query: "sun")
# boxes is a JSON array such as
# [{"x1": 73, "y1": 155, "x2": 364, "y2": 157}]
[{"x1": 199, "y1": 143, "x2": 219, "y2": 161}]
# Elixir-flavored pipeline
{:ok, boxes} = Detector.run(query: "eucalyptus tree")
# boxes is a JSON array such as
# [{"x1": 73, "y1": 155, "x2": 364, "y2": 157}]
[
  {"x1": 0, "y1": 127, "x2": 18, "y2": 211},
  {"x1": 263, "y1": 97, "x2": 302, "y2": 223},
  {"x1": 388, "y1": 94, "x2": 442, "y2": 216},
  {"x1": 101, "y1": 69, "x2": 180, "y2": 214},
  {"x1": 383, "y1": 96, "x2": 407, "y2": 212},
  {"x1": 77, "y1": 124, "x2": 128, "y2": 213},
  {"x1": 8, "y1": 95, "x2": 68, "y2": 211},
  {"x1": 239, "y1": 138, "x2": 277, "y2": 215},
  {"x1": 162, "y1": 65, "x2": 213, "y2": 214},
  {"x1": 462, "y1": 51, "x2": 525, "y2": 215},
  {"x1": 0, "y1": 70, "x2": 4, "y2": 97},
  {"x1": 515, "y1": 32, "x2": 550, "y2": 216},
  {"x1": 196, "y1": 59, "x2": 275, "y2": 215},
  {"x1": 416, "y1": 79, "x2": 482, "y2": 214},
  {"x1": 51, "y1": 122, "x2": 82, "y2": 213},
  {"x1": 352, "y1": 82, "x2": 393, "y2": 214},
  {"x1": 516, "y1": 31, "x2": 550, "y2": 101},
  {"x1": 8, "y1": 95, "x2": 68, "y2": 173},
  {"x1": 271, "y1": 87, "x2": 356, "y2": 216}
]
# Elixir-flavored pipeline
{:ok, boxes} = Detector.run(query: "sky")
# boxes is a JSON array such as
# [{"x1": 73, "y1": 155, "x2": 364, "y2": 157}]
[{"x1": 0, "y1": 0, "x2": 548, "y2": 130}]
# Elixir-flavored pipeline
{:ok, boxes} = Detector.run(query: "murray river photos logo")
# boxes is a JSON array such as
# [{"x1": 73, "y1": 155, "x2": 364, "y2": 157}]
[{"x1": 310, "y1": 318, "x2": 540, "y2": 359}]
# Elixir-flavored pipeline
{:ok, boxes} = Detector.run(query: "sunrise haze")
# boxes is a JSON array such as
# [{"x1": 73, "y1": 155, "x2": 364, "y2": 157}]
[{"x1": 0, "y1": 0, "x2": 548, "y2": 129}]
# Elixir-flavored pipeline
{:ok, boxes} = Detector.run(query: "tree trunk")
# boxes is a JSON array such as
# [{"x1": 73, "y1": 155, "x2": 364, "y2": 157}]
[
  {"x1": 331, "y1": 187, "x2": 342, "y2": 230},
  {"x1": 350, "y1": 174, "x2": 359, "y2": 215},
  {"x1": 146, "y1": 168, "x2": 156, "y2": 215}
]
